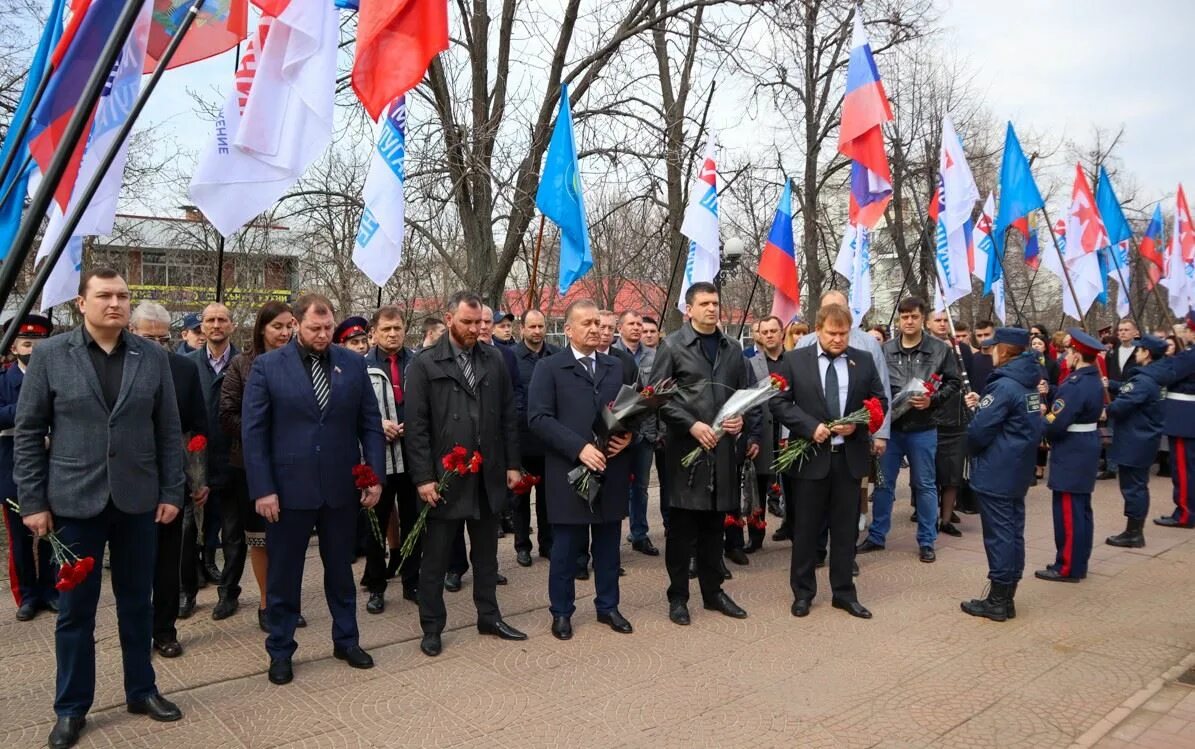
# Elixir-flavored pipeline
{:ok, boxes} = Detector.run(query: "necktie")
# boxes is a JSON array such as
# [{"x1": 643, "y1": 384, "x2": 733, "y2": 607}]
[
  {"x1": 582, "y1": 356, "x2": 595, "y2": 380},
  {"x1": 310, "y1": 355, "x2": 330, "y2": 412},
  {"x1": 388, "y1": 354, "x2": 403, "y2": 405},
  {"x1": 458, "y1": 350, "x2": 477, "y2": 389},
  {"x1": 823, "y1": 353, "x2": 841, "y2": 420}
]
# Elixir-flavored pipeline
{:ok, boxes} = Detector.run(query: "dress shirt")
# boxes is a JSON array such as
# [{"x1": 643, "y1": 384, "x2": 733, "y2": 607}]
[
  {"x1": 796, "y1": 328, "x2": 891, "y2": 439},
  {"x1": 82, "y1": 327, "x2": 127, "y2": 410},
  {"x1": 1117, "y1": 345, "x2": 1133, "y2": 372},
  {"x1": 817, "y1": 343, "x2": 849, "y2": 446},
  {"x1": 207, "y1": 344, "x2": 232, "y2": 376}
]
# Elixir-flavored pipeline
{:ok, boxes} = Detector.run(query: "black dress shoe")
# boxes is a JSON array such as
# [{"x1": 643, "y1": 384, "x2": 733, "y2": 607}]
[
  {"x1": 268, "y1": 657, "x2": 293, "y2": 684},
  {"x1": 618, "y1": 566, "x2": 626, "y2": 577},
  {"x1": 366, "y1": 592, "x2": 385, "y2": 614},
  {"x1": 48, "y1": 716, "x2": 86, "y2": 749},
  {"x1": 631, "y1": 537, "x2": 660, "y2": 556},
  {"x1": 1154, "y1": 516, "x2": 1195, "y2": 528},
  {"x1": 420, "y1": 633, "x2": 442, "y2": 657},
  {"x1": 950, "y1": 511, "x2": 961, "y2": 523},
  {"x1": 211, "y1": 596, "x2": 238, "y2": 621},
  {"x1": 852, "y1": 560, "x2": 860, "y2": 577},
  {"x1": 551, "y1": 616, "x2": 573, "y2": 640},
  {"x1": 574, "y1": 567, "x2": 590, "y2": 581},
  {"x1": 153, "y1": 640, "x2": 183, "y2": 658},
  {"x1": 909, "y1": 510, "x2": 918, "y2": 523},
  {"x1": 402, "y1": 587, "x2": 418, "y2": 602},
  {"x1": 43, "y1": 598, "x2": 59, "y2": 613},
  {"x1": 445, "y1": 572, "x2": 463, "y2": 591},
  {"x1": 856, "y1": 539, "x2": 885, "y2": 554},
  {"x1": 743, "y1": 539, "x2": 763, "y2": 554},
  {"x1": 772, "y1": 524, "x2": 792, "y2": 542},
  {"x1": 203, "y1": 562, "x2": 222, "y2": 585},
  {"x1": 333, "y1": 645, "x2": 375, "y2": 669},
  {"x1": 1034, "y1": 567, "x2": 1081, "y2": 583},
  {"x1": 1097, "y1": 470, "x2": 1117, "y2": 480},
  {"x1": 597, "y1": 609, "x2": 633, "y2": 633},
  {"x1": 703, "y1": 591, "x2": 747, "y2": 619},
  {"x1": 296, "y1": 613, "x2": 307, "y2": 628},
  {"x1": 668, "y1": 600, "x2": 691, "y2": 625},
  {"x1": 919, "y1": 546, "x2": 936, "y2": 563},
  {"x1": 15, "y1": 601, "x2": 37, "y2": 621},
  {"x1": 791, "y1": 599, "x2": 812, "y2": 617},
  {"x1": 719, "y1": 559, "x2": 733, "y2": 580},
  {"x1": 725, "y1": 548, "x2": 749, "y2": 566},
  {"x1": 496, "y1": 572, "x2": 508, "y2": 585},
  {"x1": 478, "y1": 619, "x2": 528, "y2": 641},
  {"x1": 177, "y1": 594, "x2": 196, "y2": 619},
  {"x1": 815, "y1": 556, "x2": 827, "y2": 569},
  {"x1": 516, "y1": 549, "x2": 533, "y2": 567},
  {"x1": 832, "y1": 599, "x2": 872, "y2": 619},
  {"x1": 127, "y1": 693, "x2": 183, "y2": 721},
  {"x1": 939, "y1": 522, "x2": 962, "y2": 538}
]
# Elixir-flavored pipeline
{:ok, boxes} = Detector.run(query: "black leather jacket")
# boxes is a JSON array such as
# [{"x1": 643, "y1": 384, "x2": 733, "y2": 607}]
[{"x1": 882, "y1": 333, "x2": 962, "y2": 432}]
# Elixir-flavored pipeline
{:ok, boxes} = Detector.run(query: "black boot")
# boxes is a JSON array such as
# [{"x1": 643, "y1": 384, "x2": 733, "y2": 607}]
[
  {"x1": 1106, "y1": 517, "x2": 1146, "y2": 548},
  {"x1": 1006, "y1": 582, "x2": 1017, "y2": 619},
  {"x1": 960, "y1": 582, "x2": 1012, "y2": 622}
]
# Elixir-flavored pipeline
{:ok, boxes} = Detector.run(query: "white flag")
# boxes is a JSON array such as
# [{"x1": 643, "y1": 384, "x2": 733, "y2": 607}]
[
  {"x1": 1163, "y1": 207, "x2": 1192, "y2": 317},
  {"x1": 834, "y1": 222, "x2": 871, "y2": 321},
  {"x1": 991, "y1": 277, "x2": 1007, "y2": 323},
  {"x1": 934, "y1": 117, "x2": 979, "y2": 304},
  {"x1": 970, "y1": 193, "x2": 995, "y2": 285},
  {"x1": 677, "y1": 138, "x2": 720, "y2": 311},
  {"x1": 37, "y1": 0, "x2": 152, "y2": 310},
  {"x1": 353, "y1": 97, "x2": 406, "y2": 288},
  {"x1": 190, "y1": 2, "x2": 337, "y2": 237}
]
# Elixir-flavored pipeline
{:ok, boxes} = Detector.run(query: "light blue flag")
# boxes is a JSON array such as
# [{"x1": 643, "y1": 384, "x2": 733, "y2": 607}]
[
  {"x1": 0, "y1": 0, "x2": 67, "y2": 260},
  {"x1": 536, "y1": 84, "x2": 591, "y2": 295},
  {"x1": 987, "y1": 122, "x2": 1044, "y2": 294},
  {"x1": 1095, "y1": 166, "x2": 1133, "y2": 245}
]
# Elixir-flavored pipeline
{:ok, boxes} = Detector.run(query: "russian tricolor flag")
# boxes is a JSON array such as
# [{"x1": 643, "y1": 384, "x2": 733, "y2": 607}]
[
  {"x1": 757, "y1": 179, "x2": 800, "y2": 322},
  {"x1": 838, "y1": 10, "x2": 893, "y2": 230},
  {"x1": 1139, "y1": 204, "x2": 1165, "y2": 290}
]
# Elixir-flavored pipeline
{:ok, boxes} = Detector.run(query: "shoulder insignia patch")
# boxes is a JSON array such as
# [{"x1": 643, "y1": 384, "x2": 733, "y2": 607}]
[
  {"x1": 1051, "y1": 399, "x2": 1066, "y2": 414},
  {"x1": 1121, "y1": 383, "x2": 1134, "y2": 394},
  {"x1": 979, "y1": 394, "x2": 995, "y2": 409}
]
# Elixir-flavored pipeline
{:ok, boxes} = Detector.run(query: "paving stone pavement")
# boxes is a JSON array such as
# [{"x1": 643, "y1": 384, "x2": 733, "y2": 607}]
[{"x1": 2, "y1": 476, "x2": 1194, "y2": 749}]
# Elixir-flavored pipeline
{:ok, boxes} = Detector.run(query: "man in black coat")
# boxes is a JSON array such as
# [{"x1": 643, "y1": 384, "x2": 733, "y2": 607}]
[
  {"x1": 513, "y1": 309, "x2": 559, "y2": 566},
  {"x1": 129, "y1": 303, "x2": 209, "y2": 658},
  {"x1": 650, "y1": 281, "x2": 758, "y2": 626},
  {"x1": 405, "y1": 291, "x2": 526, "y2": 657},
  {"x1": 771, "y1": 303, "x2": 887, "y2": 620},
  {"x1": 529, "y1": 300, "x2": 634, "y2": 640}
]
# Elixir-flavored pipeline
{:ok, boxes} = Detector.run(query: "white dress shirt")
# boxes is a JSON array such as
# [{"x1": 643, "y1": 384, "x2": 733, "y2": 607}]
[{"x1": 817, "y1": 343, "x2": 850, "y2": 446}]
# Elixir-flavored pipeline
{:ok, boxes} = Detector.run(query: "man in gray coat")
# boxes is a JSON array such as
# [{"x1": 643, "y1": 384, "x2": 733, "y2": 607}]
[{"x1": 15, "y1": 268, "x2": 185, "y2": 749}]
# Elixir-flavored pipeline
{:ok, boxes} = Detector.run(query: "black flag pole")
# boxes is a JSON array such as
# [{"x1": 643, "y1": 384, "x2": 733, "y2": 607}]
[
  {"x1": 0, "y1": 0, "x2": 207, "y2": 354},
  {"x1": 1039, "y1": 205, "x2": 1092, "y2": 330},
  {"x1": 0, "y1": 0, "x2": 146, "y2": 311}
]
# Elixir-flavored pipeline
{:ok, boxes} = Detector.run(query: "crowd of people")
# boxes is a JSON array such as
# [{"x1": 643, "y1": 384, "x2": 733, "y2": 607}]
[{"x1": 4, "y1": 268, "x2": 1195, "y2": 749}]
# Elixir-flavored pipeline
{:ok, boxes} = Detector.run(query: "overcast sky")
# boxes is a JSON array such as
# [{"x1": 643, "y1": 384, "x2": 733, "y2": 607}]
[{"x1": 135, "y1": 0, "x2": 1194, "y2": 218}]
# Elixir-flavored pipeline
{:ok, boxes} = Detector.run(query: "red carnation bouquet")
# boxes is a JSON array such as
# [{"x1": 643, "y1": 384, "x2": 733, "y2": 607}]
[
  {"x1": 511, "y1": 473, "x2": 541, "y2": 495},
  {"x1": 772, "y1": 397, "x2": 886, "y2": 473},
  {"x1": 5, "y1": 500, "x2": 95, "y2": 592},
  {"x1": 399, "y1": 444, "x2": 482, "y2": 567},
  {"x1": 889, "y1": 372, "x2": 942, "y2": 423},
  {"x1": 185, "y1": 434, "x2": 207, "y2": 496},
  {"x1": 352, "y1": 463, "x2": 384, "y2": 546}
]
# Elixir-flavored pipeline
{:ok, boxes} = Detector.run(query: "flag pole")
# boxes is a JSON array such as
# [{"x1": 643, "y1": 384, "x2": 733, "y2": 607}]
[
  {"x1": 738, "y1": 271, "x2": 761, "y2": 337},
  {"x1": 1037, "y1": 205, "x2": 1089, "y2": 329},
  {"x1": 527, "y1": 214, "x2": 545, "y2": 311},
  {"x1": 0, "y1": 0, "x2": 206, "y2": 354},
  {"x1": 0, "y1": 0, "x2": 146, "y2": 311}
]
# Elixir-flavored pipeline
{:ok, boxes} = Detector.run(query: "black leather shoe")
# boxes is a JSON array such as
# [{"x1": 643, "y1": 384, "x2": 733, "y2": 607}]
[
  {"x1": 772, "y1": 524, "x2": 792, "y2": 542},
  {"x1": 478, "y1": 619, "x2": 528, "y2": 641},
  {"x1": 420, "y1": 633, "x2": 442, "y2": 657},
  {"x1": 445, "y1": 572, "x2": 463, "y2": 591},
  {"x1": 832, "y1": 599, "x2": 872, "y2": 619},
  {"x1": 950, "y1": 512, "x2": 961, "y2": 523},
  {"x1": 48, "y1": 716, "x2": 86, "y2": 749},
  {"x1": 333, "y1": 645, "x2": 375, "y2": 669},
  {"x1": 919, "y1": 546, "x2": 936, "y2": 563},
  {"x1": 815, "y1": 556, "x2": 827, "y2": 569},
  {"x1": 516, "y1": 549, "x2": 533, "y2": 567},
  {"x1": 551, "y1": 616, "x2": 573, "y2": 640},
  {"x1": 177, "y1": 594, "x2": 196, "y2": 619},
  {"x1": 719, "y1": 559, "x2": 733, "y2": 580},
  {"x1": 791, "y1": 599, "x2": 812, "y2": 617},
  {"x1": 15, "y1": 601, "x2": 37, "y2": 621},
  {"x1": 852, "y1": 560, "x2": 860, "y2": 577},
  {"x1": 597, "y1": 609, "x2": 633, "y2": 633},
  {"x1": 496, "y1": 572, "x2": 508, "y2": 585},
  {"x1": 743, "y1": 539, "x2": 763, "y2": 554},
  {"x1": 631, "y1": 537, "x2": 660, "y2": 556},
  {"x1": 618, "y1": 566, "x2": 626, "y2": 577},
  {"x1": 909, "y1": 510, "x2": 918, "y2": 523},
  {"x1": 856, "y1": 539, "x2": 885, "y2": 554},
  {"x1": 725, "y1": 548, "x2": 749, "y2": 566},
  {"x1": 1154, "y1": 516, "x2": 1195, "y2": 528},
  {"x1": 268, "y1": 657, "x2": 293, "y2": 684},
  {"x1": 296, "y1": 613, "x2": 307, "y2": 628},
  {"x1": 574, "y1": 567, "x2": 590, "y2": 581},
  {"x1": 939, "y1": 522, "x2": 962, "y2": 538},
  {"x1": 703, "y1": 592, "x2": 747, "y2": 619},
  {"x1": 257, "y1": 608, "x2": 268, "y2": 632},
  {"x1": 211, "y1": 596, "x2": 238, "y2": 621},
  {"x1": 668, "y1": 600, "x2": 690, "y2": 625},
  {"x1": 1096, "y1": 470, "x2": 1117, "y2": 480},
  {"x1": 1034, "y1": 567, "x2": 1081, "y2": 583},
  {"x1": 43, "y1": 598, "x2": 59, "y2": 613},
  {"x1": 127, "y1": 693, "x2": 183, "y2": 722},
  {"x1": 366, "y1": 592, "x2": 385, "y2": 614},
  {"x1": 153, "y1": 639, "x2": 183, "y2": 658},
  {"x1": 203, "y1": 562, "x2": 222, "y2": 585},
  {"x1": 402, "y1": 587, "x2": 418, "y2": 602}
]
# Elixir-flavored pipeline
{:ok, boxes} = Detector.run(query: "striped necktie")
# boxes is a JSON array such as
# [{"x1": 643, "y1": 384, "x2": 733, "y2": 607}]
[
  {"x1": 458, "y1": 350, "x2": 477, "y2": 389},
  {"x1": 310, "y1": 354, "x2": 330, "y2": 412}
]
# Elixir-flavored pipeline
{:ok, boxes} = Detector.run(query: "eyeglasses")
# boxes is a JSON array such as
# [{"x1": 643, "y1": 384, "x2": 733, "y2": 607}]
[{"x1": 141, "y1": 335, "x2": 172, "y2": 345}]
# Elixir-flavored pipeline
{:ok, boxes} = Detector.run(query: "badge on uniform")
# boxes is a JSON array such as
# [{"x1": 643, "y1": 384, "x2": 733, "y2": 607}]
[
  {"x1": 1050, "y1": 399, "x2": 1066, "y2": 414},
  {"x1": 979, "y1": 394, "x2": 994, "y2": 409},
  {"x1": 1026, "y1": 392, "x2": 1040, "y2": 413},
  {"x1": 1121, "y1": 383, "x2": 1134, "y2": 394}
]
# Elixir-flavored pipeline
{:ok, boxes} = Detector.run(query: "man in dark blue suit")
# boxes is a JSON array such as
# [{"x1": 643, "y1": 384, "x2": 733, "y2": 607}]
[
  {"x1": 242, "y1": 293, "x2": 386, "y2": 686},
  {"x1": 529, "y1": 300, "x2": 634, "y2": 640}
]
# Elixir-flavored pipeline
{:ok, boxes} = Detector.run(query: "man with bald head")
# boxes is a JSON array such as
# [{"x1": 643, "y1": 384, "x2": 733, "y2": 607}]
[{"x1": 188, "y1": 303, "x2": 241, "y2": 620}]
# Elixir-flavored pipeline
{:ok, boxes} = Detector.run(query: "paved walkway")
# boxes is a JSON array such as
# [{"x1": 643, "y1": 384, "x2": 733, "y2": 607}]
[{"x1": 2, "y1": 475, "x2": 1193, "y2": 748}]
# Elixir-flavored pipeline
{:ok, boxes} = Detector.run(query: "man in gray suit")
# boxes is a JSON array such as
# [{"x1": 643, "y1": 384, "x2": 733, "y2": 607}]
[{"x1": 15, "y1": 268, "x2": 185, "y2": 749}]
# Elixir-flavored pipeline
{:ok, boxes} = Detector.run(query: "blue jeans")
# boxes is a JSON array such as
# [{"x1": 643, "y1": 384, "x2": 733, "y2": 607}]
[
  {"x1": 868, "y1": 428, "x2": 939, "y2": 548},
  {"x1": 54, "y1": 502, "x2": 159, "y2": 717},
  {"x1": 627, "y1": 441, "x2": 653, "y2": 542}
]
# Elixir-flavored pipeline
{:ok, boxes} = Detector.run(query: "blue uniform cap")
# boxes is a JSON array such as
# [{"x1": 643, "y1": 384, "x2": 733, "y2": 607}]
[
  {"x1": 1132, "y1": 335, "x2": 1168, "y2": 359},
  {"x1": 182, "y1": 312, "x2": 202, "y2": 330},
  {"x1": 992, "y1": 327, "x2": 1029, "y2": 349},
  {"x1": 1066, "y1": 327, "x2": 1104, "y2": 357},
  {"x1": 334, "y1": 316, "x2": 370, "y2": 344}
]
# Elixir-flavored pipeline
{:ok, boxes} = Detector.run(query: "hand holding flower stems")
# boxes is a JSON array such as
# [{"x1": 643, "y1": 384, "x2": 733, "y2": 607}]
[
  {"x1": 681, "y1": 373, "x2": 789, "y2": 467},
  {"x1": 772, "y1": 397, "x2": 886, "y2": 474},
  {"x1": 352, "y1": 464, "x2": 384, "y2": 547},
  {"x1": 6, "y1": 499, "x2": 96, "y2": 592},
  {"x1": 401, "y1": 445, "x2": 482, "y2": 567}
]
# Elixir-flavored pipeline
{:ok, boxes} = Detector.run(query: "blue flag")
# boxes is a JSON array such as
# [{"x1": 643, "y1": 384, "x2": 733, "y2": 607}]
[
  {"x1": 0, "y1": 0, "x2": 67, "y2": 260},
  {"x1": 987, "y1": 123, "x2": 1044, "y2": 293},
  {"x1": 1095, "y1": 166, "x2": 1133, "y2": 245},
  {"x1": 536, "y1": 84, "x2": 592, "y2": 295}
]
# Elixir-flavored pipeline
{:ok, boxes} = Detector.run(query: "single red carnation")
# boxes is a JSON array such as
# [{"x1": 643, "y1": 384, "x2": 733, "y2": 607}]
[
  {"x1": 77, "y1": 556, "x2": 96, "y2": 575},
  {"x1": 770, "y1": 373, "x2": 789, "y2": 392},
  {"x1": 468, "y1": 452, "x2": 483, "y2": 474},
  {"x1": 455, "y1": 463, "x2": 468, "y2": 476},
  {"x1": 441, "y1": 455, "x2": 454, "y2": 471},
  {"x1": 864, "y1": 397, "x2": 885, "y2": 434},
  {"x1": 451, "y1": 445, "x2": 468, "y2": 459},
  {"x1": 187, "y1": 435, "x2": 208, "y2": 453}
]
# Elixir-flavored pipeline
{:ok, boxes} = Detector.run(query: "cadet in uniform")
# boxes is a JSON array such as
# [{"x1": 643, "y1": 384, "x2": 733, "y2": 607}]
[
  {"x1": 962, "y1": 328, "x2": 1044, "y2": 621},
  {"x1": 1, "y1": 314, "x2": 55, "y2": 621},
  {"x1": 1035, "y1": 329, "x2": 1105, "y2": 583},
  {"x1": 1105, "y1": 335, "x2": 1168, "y2": 548}
]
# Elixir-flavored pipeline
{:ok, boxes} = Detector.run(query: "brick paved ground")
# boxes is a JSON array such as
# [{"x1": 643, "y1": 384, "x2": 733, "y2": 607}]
[{"x1": 2, "y1": 475, "x2": 1193, "y2": 749}]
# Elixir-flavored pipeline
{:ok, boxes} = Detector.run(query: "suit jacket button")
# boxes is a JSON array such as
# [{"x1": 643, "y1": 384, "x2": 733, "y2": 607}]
[{"x1": 315, "y1": 445, "x2": 321, "y2": 453}]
